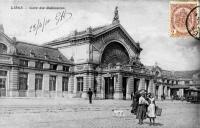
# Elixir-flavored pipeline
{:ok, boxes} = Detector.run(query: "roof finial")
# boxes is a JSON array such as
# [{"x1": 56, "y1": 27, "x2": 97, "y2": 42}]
[{"x1": 112, "y1": 6, "x2": 120, "y2": 24}]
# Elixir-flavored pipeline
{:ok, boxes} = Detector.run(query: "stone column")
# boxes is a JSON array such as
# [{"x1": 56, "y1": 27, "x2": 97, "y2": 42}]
[
  {"x1": 68, "y1": 75, "x2": 74, "y2": 98},
  {"x1": 138, "y1": 78, "x2": 145, "y2": 90},
  {"x1": 27, "y1": 72, "x2": 35, "y2": 97},
  {"x1": 96, "y1": 74, "x2": 102, "y2": 98},
  {"x1": 126, "y1": 76, "x2": 134, "y2": 100},
  {"x1": 148, "y1": 79, "x2": 154, "y2": 94},
  {"x1": 164, "y1": 86, "x2": 168, "y2": 97},
  {"x1": 42, "y1": 74, "x2": 49, "y2": 97},
  {"x1": 101, "y1": 76, "x2": 105, "y2": 99},
  {"x1": 82, "y1": 73, "x2": 89, "y2": 98},
  {"x1": 152, "y1": 81, "x2": 156, "y2": 97},
  {"x1": 168, "y1": 87, "x2": 171, "y2": 99},
  {"x1": 88, "y1": 73, "x2": 94, "y2": 90},
  {"x1": 158, "y1": 84, "x2": 163, "y2": 100},
  {"x1": 114, "y1": 73, "x2": 123, "y2": 99},
  {"x1": 9, "y1": 67, "x2": 19, "y2": 97},
  {"x1": 73, "y1": 76, "x2": 77, "y2": 94},
  {"x1": 56, "y1": 75, "x2": 62, "y2": 97}
]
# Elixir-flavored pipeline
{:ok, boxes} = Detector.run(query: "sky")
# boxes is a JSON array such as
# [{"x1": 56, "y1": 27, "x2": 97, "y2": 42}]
[{"x1": 0, "y1": 0, "x2": 200, "y2": 71}]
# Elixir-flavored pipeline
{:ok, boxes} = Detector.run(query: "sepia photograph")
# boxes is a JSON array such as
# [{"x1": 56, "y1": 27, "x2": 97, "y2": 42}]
[{"x1": 0, "y1": 0, "x2": 200, "y2": 128}]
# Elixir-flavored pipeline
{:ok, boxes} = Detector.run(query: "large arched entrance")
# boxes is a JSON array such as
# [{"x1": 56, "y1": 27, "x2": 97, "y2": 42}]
[
  {"x1": 101, "y1": 42, "x2": 129, "y2": 67},
  {"x1": 101, "y1": 42, "x2": 130, "y2": 99}
]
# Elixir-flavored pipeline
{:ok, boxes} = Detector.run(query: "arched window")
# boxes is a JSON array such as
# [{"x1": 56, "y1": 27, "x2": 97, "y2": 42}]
[
  {"x1": 0, "y1": 43, "x2": 7, "y2": 54},
  {"x1": 101, "y1": 42, "x2": 129, "y2": 67}
]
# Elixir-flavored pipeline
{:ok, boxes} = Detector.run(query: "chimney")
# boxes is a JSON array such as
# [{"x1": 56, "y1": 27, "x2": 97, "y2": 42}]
[{"x1": 0, "y1": 24, "x2": 4, "y2": 33}]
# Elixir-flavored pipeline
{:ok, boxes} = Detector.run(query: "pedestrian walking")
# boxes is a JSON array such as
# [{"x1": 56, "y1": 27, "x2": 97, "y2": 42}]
[
  {"x1": 87, "y1": 88, "x2": 93, "y2": 104},
  {"x1": 136, "y1": 92, "x2": 149, "y2": 125},
  {"x1": 147, "y1": 93, "x2": 156, "y2": 126}
]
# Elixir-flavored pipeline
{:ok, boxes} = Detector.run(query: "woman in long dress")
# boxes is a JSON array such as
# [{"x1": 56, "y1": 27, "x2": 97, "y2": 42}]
[
  {"x1": 136, "y1": 93, "x2": 149, "y2": 125},
  {"x1": 147, "y1": 93, "x2": 156, "y2": 125}
]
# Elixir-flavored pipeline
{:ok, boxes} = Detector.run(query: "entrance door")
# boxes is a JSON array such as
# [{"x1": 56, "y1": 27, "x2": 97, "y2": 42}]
[
  {"x1": 0, "y1": 78, "x2": 6, "y2": 97},
  {"x1": 105, "y1": 77, "x2": 114, "y2": 99},
  {"x1": 122, "y1": 77, "x2": 127, "y2": 100}
]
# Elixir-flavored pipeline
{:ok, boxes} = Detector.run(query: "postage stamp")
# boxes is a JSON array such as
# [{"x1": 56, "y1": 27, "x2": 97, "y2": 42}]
[
  {"x1": 169, "y1": 1, "x2": 198, "y2": 37},
  {"x1": 186, "y1": 5, "x2": 200, "y2": 40}
]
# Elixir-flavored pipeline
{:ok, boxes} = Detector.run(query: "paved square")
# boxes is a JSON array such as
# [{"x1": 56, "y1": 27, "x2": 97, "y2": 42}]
[{"x1": 0, "y1": 98, "x2": 199, "y2": 128}]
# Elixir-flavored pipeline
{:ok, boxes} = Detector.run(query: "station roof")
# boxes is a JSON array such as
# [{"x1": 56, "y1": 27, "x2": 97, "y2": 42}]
[
  {"x1": 15, "y1": 41, "x2": 72, "y2": 64},
  {"x1": 44, "y1": 23, "x2": 142, "y2": 52}
]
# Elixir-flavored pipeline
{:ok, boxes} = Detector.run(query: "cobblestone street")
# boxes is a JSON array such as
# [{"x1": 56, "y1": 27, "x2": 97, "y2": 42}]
[{"x1": 0, "y1": 98, "x2": 199, "y2": 128}]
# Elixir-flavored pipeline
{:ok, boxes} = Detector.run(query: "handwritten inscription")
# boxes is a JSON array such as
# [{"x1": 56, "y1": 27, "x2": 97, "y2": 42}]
[
  {"x1": 29, "y1": 10, "x2": 72, "y2": 36},
  {"x1": 55, "y1": 9, "x2": 72, "y2": 25},
  {"x1": 29, "y1": 18, "x2": 50, "y2": 36}
]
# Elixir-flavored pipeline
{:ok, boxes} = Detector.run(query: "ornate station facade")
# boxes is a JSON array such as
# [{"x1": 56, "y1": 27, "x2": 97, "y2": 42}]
[{"x1": 0, "y1": 8, "x2": 199, "y2": 99}]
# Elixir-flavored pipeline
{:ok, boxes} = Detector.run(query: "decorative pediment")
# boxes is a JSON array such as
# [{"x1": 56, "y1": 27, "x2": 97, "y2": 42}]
[
  {"x1": 0, "y1": 32, "x2": 16, "y2": 55},
  {"x1": 92, "y1": 24, "x2": 142, "y2": 55},
  {"x1": 0, "y1": 32, "x2": 14, "y2": 44}
]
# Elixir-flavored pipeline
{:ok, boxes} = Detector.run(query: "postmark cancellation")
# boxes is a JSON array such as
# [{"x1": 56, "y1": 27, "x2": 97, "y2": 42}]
[{"x1": 170, "y1": 0, "x2": 198, "y2": 37}]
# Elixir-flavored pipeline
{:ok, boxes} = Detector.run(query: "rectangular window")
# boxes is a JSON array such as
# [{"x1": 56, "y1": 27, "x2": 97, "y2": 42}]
[
  {"x1": 77, "y1": 77, "x2": 83, "y2": 91},
  {"x1": 35, "y1": 74, "x2": 43, "y2": 90},
  {"x1": 50, "y1": 64, "x2": 57, "y2": 70},
  {"x1": 35, "y1": 61, "x2": 43, "y2": 69},
  {"x1": 63, "y1": 66, "x2": 69, "y2": 72},
  {"x1": 0, "y1": 78, "x2": 6, "y2": 89},
  {"x1": 185, "y1": 81, "x2": 189, "y2": 84},
  {"x1": 0, "y1": 70, "x2": 7, "y2": 76},
  {"x1": 49, "y1": 75, "x2": 56, "y2": 91},
  {"x1": 19, "y1": 72, "x2": 28, "y2": 90},
  {"x1": 19, "y1": 59, "x2": 28, "y2": 67},
  {"x1": 62, "y1": 77, "x2": 69, "y2": 91}
]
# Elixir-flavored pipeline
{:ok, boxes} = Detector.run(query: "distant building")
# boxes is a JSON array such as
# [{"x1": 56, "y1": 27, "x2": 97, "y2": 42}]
[{"x1": 0, "y1": 7, "x2": 199, "y2": 99}]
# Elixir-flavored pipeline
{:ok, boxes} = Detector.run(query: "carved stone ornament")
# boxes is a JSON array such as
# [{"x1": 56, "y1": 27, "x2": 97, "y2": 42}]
[{"x1": 112, "y1": 6, "x2": 120, "y2": 24}]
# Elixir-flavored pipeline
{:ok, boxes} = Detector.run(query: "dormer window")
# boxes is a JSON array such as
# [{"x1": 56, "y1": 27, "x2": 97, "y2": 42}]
[
  {"x1": 0, "y1": 43, "x2": 7, "y2": 54},
  {"x1": 19, "y1": 59, "x2": 28, "y2": 67},
  {"x1": 50, "y1": 64, "x2": 57, "y2": 70},
  {"x1": 57, "y1": 55, "x2": 62, "y2": 61},
  {"x1": 35, "y1": 61, "x2": 43, "y2": 69},
  {"x1": 63, "y1": 66, "x2": 69, "y2": 72},
  {"x1": 30, "y1": 50, "x2": 35, "y2": 57}
]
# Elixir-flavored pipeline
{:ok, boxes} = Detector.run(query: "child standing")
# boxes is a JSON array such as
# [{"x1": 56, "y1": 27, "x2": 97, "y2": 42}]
[{"x1": 147, "y1": 93, "x2": 156, "y2": 126}]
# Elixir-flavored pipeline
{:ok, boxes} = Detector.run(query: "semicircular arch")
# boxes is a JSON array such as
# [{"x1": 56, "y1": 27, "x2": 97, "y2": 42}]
[{"x1": 100, "y1": 41, "x2": 130, "y2": 67}]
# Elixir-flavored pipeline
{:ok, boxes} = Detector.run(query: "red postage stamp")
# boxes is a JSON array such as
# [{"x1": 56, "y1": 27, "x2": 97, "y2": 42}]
[{"x1": 170, "y1": 1, "x2": 198, "y2": 37}]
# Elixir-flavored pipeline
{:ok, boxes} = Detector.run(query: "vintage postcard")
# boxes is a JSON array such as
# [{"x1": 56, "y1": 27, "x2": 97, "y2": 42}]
[{"x1": 0, "y1": 0, "x2": 199, "y2": 128}]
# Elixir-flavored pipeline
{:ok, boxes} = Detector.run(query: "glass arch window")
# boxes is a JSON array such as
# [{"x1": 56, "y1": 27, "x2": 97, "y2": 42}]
[
  {"x1": 0, "y1": 43, "x2": 7, "y2": 54},
  {"x1": 101, "y1": 42, "x2": 129, "y2": 67}
]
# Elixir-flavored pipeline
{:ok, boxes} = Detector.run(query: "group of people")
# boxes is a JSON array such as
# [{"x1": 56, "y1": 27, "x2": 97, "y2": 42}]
[
  {"x1": 87, "y1": 88, "x2": 157, "y2": 126},
  {"x1": 131, "y1": 91, "x2": 156, "y2": 126}
]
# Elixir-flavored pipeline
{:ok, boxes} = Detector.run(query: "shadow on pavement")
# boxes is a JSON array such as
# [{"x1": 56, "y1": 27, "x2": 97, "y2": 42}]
[{"x1": 144, "y1": 122, "x2": 164, "y2": 126}]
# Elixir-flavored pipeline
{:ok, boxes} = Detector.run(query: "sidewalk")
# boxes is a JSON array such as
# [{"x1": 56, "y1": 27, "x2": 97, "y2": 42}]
[{"x1": 0, "y1": 98, "x2": 199, "y2": 128}]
